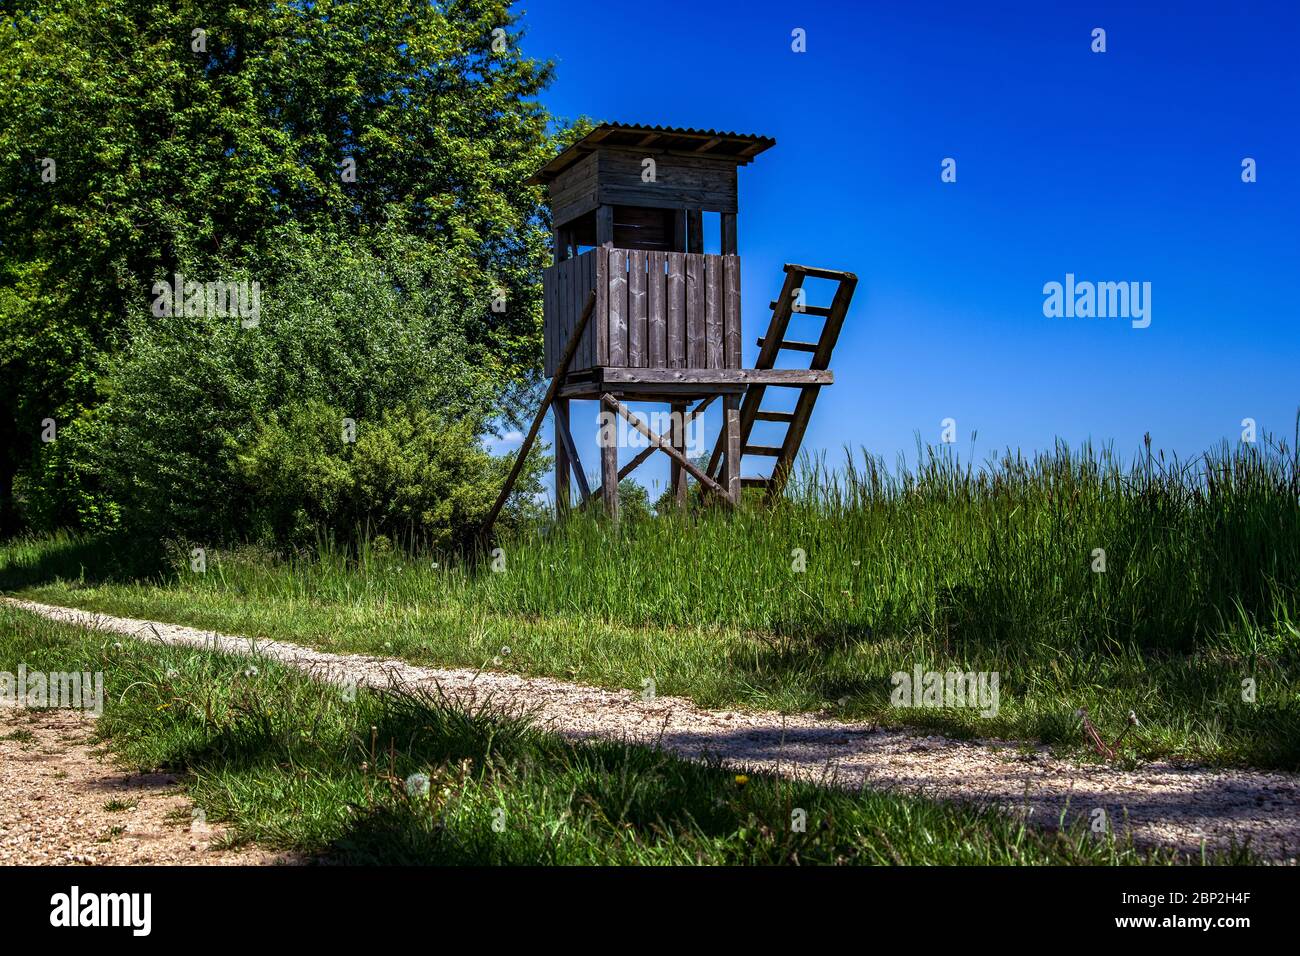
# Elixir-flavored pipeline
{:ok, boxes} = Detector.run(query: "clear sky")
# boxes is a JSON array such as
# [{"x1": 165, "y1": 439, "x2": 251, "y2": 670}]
[{"x1": 505, "y1": 0, "x2": 1299, "y2": 498}]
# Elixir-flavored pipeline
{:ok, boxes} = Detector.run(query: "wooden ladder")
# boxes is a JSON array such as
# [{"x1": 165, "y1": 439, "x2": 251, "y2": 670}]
[{"x1": 706, "y1": 263, "x2": 857, "y2": 500}]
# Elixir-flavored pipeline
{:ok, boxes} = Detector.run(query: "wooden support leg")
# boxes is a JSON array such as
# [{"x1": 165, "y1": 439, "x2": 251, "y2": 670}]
[
  {"x1": 600, "y1": 394, "x2": 620, "y2": 523},
  {"x1": 671, "y1": 401, "x2": 687, "y2": 508},
  {"x1": 723, "y1": 393, "x2": 741, "y2": 505},
  {"x1": 554, "y1": 398, "x2": 570, "y2": 515}
]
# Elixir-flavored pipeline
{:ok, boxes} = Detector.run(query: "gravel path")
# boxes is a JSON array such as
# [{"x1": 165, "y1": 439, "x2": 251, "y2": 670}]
[
  {"x1": 0, "y1": 705, "x2": 290, "y2": 866},
  {"x1": 7, "y1": 597, "x2": 1299, "y2": 860}
]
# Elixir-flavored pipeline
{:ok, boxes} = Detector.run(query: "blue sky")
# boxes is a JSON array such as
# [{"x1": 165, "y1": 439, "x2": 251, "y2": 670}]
[{"x1": 505, "y1": 0, "x2": 1299, "y2": 498}]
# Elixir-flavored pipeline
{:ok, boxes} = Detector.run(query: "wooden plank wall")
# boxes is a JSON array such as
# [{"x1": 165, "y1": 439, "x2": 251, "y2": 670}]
[
  {"x1": 543, "y1": 249, "x2": 740, "y2": 377},
  {"x1": 549, "y1": 153, "x2": 599, "y2": 227},
  {"x1": 597, "y1": 151, "x2": 738, "y2": 214},
  {"x1": 543, "y1": 248, "x2": 599, "y2": 377}
]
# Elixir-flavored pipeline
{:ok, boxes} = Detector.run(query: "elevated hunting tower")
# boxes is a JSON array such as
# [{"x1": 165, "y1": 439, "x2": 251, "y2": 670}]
[{"x1": 483, "y1": 123, "x2": 857, "y2": 529}]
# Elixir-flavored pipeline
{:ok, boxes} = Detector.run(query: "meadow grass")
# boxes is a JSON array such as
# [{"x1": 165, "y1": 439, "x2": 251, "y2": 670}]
[
  {"x1": 3, "y1": 437, "x2": 1298, "y2": 770},
  {"x1": 0, "y1": 604, "x2": 1252, "y2": 865}
]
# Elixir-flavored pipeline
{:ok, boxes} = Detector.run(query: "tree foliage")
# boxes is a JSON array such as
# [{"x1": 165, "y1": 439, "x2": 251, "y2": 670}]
[
  {"x1": 73, "y1": 227, "x2": 543, "y2": 546},
  {"x1": 0, "y1": 0, "x2": 575, "y2": 536}
]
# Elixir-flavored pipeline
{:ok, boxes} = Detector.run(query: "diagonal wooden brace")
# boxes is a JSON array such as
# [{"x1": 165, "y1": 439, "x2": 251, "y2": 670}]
[
  {"x1": 599, "y1": 393, "x2": 731, "y2": 503},
  {"x1": 579, "y1": 395, "x2": 717, "y2": 510}
]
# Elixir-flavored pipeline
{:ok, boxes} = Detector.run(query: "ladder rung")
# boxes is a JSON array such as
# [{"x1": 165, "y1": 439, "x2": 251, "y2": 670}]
[
  {"x1": 768, "y1": 301, "x2": 832, "y2": 317},
  {"x1": 754, "y1": 410, "x2": 795, "y2": 423},
  {"x1": 756, "y1": 337, "x2": 819, "y2": 352},
  {"x1": 740, "y1": 477, "x2": 771, "y2": 489},
  {"x1": 784, "y1": 263, "x2": 858, "y2": 282},
  {"x1": 743, "y1": 444, "x2": 784, "y2": 457}
]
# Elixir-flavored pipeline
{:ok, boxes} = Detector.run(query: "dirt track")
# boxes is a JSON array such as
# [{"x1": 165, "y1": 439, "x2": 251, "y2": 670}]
[
  {"x1": 0, "y1": 704, "x2": 290, "y2": 866},
  {"x1": 6, "y1": 597, "x2": 1298, "y2": 861}
]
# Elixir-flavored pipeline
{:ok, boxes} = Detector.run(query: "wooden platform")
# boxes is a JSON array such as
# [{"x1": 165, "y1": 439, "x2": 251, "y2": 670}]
[{"x1": 558, "y1": 366, "x2": 832, "y2": 401}]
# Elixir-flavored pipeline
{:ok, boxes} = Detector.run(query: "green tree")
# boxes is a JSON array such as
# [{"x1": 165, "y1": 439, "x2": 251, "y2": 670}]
[
  {"x1": 0, "y1": 0, "x2": 576, "y2": 533},
  {"x1": 85, "y1": 227, "x2": 540, "y2": 545}
]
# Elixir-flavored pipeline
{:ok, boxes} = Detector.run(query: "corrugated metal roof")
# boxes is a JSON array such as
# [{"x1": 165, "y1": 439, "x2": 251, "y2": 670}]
[{"x1": 528, "y1": 123, "x2": 776, "y2": 185}]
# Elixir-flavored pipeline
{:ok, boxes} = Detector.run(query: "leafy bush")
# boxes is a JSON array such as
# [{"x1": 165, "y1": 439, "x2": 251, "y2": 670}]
[
  {"x1": 13, "y1": 408, "x2": 121, "y2": 535},
  {"x1": 237, "y1": 401, "x2": 532, "y2": 551},
  {"x1": 82, "y1": 229, "x2": 536, "y2": 548}
]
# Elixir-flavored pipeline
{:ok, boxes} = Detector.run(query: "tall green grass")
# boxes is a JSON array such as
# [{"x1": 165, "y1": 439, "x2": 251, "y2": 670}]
[{"x1": 3, "y1": 435, "x2": 1298, "y2": 769}]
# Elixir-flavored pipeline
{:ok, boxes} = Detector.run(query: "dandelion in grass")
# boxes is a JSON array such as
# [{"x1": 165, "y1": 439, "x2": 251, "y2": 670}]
[
  {"x1": 406, "y1": 772, "x2": 431, "y2": 798},
  {"x1": 734, "y1": 774, "x2": 749, "y2": 787}
]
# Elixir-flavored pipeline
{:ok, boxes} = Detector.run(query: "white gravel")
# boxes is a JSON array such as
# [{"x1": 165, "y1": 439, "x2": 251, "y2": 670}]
[
  {"x1": 7, "y1": 597, "x2": 1298, "y2": 860},
  {"x1": 0, "y1": 706, "x2": 290, "y2": 866}
]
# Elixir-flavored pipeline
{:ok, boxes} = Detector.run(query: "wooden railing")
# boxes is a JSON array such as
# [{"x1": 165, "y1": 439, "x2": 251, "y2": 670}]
[{"x1": 543, "y1": 247, "x2": 741, "y2": 376}]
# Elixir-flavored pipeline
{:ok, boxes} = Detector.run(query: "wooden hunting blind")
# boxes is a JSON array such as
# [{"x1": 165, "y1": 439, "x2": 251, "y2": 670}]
[{"x1": 482, "y1": 123, "x2": 858, "y2": 531}]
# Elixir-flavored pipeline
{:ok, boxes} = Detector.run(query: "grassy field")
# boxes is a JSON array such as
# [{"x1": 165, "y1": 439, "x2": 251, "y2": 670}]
[
  {"x1": 0, "y1": 604, "x2": 1249, "y2": 865},
  {"x1": 3, "y1": 438, "x2": 1298, "y2": 770}
]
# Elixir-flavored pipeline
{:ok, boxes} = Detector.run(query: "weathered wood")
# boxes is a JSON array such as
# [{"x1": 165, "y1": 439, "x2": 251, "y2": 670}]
[
  {"x1": 685, "y1": 254, "x2": 705, "y2": 367},
  {"x1": 600, "y1": 368, "x2": 833, "y2": 385},
  {"x1": 757, "y1": 337, "x2": 818, "y2": 352},
  {"x1": 612, "y1": 206, "x2": 675, "y2": 250},
  {"x1": 608, "y1": 248, "x2": 627, "y2": 366},
  {"x1": 596, "y1": 150, "x2": 740, "y2": 214},
  {"x1": 708, "y1": 267, "x2": 805, "y2": 476},
  {"x1": 581, "y1": 396, "x2": 715, "y2": 510},
  {"x1": 783, "y1": 263, "x2": 856, "y2": 282},
  {"x1": 704, "y1": 254, "x2": 723, "y2": 369},
  {"x1": 600, "y1": 394, "x2": 620, "y2": 521},
  {"x1": 647, "y1": 251, "x2": 666, "y2": 367},
  {"x1": 667, "y1": 252, "x2": 685, "y2": 368},
  {"x1": 596, "y1": 204, "x2": 614, "y2": 246},
  {"x1": 552, "y1": 248, "x2": 736, "y2": 374},
  {"x1": 554, "y1": 397, "x2": 570, "y2": 512},
  {"x1": 766, "y1": 269, "x2": 857, "y2": 497},
  {"x1": 768, "y1": 300, "x2": 832, "y2": 317},
  {"x1": 671, "y1": 400, "x2": 687, "y2": 508},
  {"x1": 723, "y1": 255, "x2": 741, "y2": 370},
  {"x1": 542, "y1": 249, "x2": 604, "y2": 375},
  {"x1": 628, "y1": 249, "x2": 647, "y2": 367},
  {"x1": 686, "y1": 209, "x2": 704, "y2": 253},
  {"x1": 720, "y1": 213, "x2": 737, "y2": 255},
  {"x1": 581, "y1": 248, "x2": 594, "y2": 370},
  {"x1": 561, "y1": 382, "x2": 745, "y2": 401},
  {"x1": 549, "y1": 152, "x2": 600, "y2": 227},
  {"x1": 723, "y1": 393, "x2": 741, "y2": 503},
  {"x1": 553, "y1": 398, "x2": 590, "y2": 505},
  {"x1": 705, "y1": 264, "x2": 857, "y2": 501},
  {"x1": 601, "y1": 393, "x2": 729, "y2": 500},
  {"x1": 481, "y1": 291, "x2": 596, "y2": 540},
  {"x1": 595, "y1": 246, "x2": 609, "y2": 366}
]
